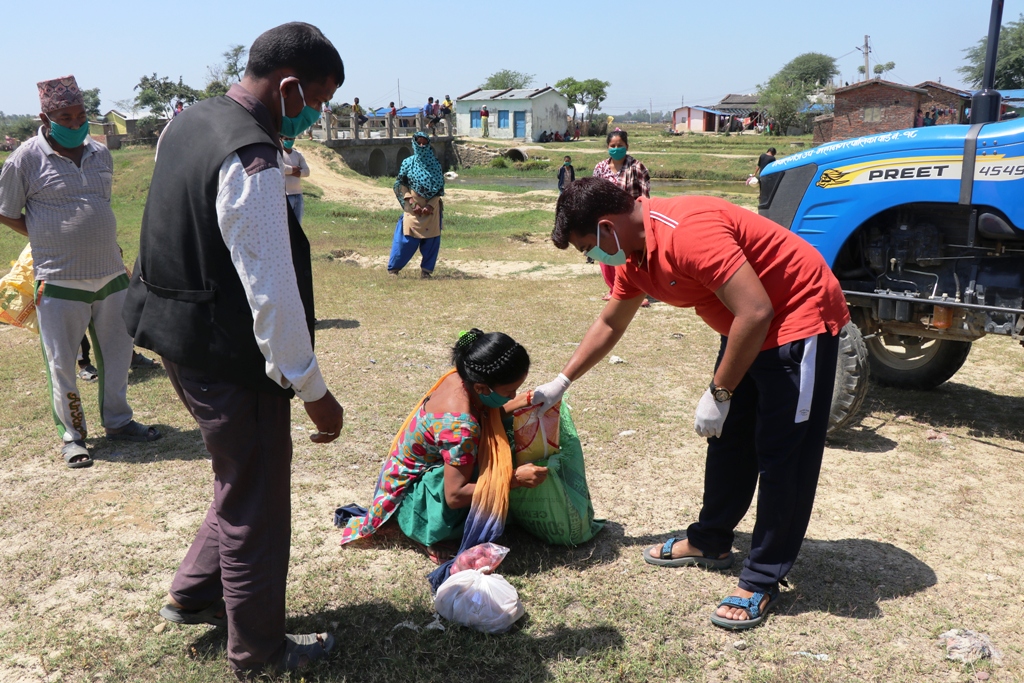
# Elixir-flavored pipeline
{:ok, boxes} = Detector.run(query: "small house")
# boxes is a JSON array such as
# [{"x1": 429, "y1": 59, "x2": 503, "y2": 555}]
[
  {"x1": 101, "y1": 110, "x2": 167, "y2": 139},
  {"x1": 671, "y1": 105, "x2": 731, "y2": 133},
  {"x1": 915, "y1": 81, "x2": 970, "y2": 124},
  {"x1": 829, "y1": 79, "x2": 927, "y2": 141},
  {"x1": 455, "y1": 87, "x2": 569, "y2": 141}
]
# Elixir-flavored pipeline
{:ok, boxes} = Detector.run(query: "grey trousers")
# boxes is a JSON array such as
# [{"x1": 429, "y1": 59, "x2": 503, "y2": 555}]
[
  {"x1": 36, "y1": 281, "x2": 134, "y2": 443},
  {"x1": 164, "y1": 359, "x2": 292, "y2": 675}
]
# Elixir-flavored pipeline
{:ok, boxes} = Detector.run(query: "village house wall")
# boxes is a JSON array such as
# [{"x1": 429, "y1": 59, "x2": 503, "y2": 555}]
[
  {"x1": 832, "y1": 82, "x2": 921, "y2": 141},
  {"x1": 918, "y1": 84, "x2": 968, "y2": 125}
]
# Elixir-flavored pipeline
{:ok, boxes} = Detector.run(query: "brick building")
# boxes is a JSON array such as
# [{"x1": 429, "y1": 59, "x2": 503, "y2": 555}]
[
  {"x1": 915, "y1": 81, "x2": 970, "y2": 124},
  {"x1": 830, "y1": 79, "x2": 926, "y2": 141}
]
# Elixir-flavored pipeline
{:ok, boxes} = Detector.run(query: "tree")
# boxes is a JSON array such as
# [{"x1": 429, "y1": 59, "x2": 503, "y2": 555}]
[
  {"x1": 222, "y1": 44, "x2": 247, "y2": 83},
  {"x1": 873, "y1": 61, "x2": 896, "y2": 78},
  {"x1": 481, "y1": 69, "x2": 534, "y2": 90},
  {"x1": 555, "y1": 77, "x2": 610, "y2": 123},
  {"x1": 134, "y1": 74, "x2": 201, "y2": 118},
  {"x1": 757, "y1": 75, "x2": 809, "y2": 136},
  {"x1": 777, "y1": 52, "x2": 839, "y2": 87},
  {"x1": 82, "y1": 88, "x2": 101, "y2": 119},
  {"x1": 112, "y1": 98, "x2": 142, "y2": 118},
  {"x1": 957, "y1": 13, "x2": 1024, "y2": 88}
]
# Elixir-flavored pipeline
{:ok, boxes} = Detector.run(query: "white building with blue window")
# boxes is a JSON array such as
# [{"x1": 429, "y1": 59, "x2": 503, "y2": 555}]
[{"x1": 455, "y1": 87, "x2": 569, "y2": 141}]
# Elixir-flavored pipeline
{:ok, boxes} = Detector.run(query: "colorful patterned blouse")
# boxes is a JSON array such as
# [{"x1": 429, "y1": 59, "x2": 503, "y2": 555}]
[
  {"x1": 592, "y1": 155, "x2": 651, "y2": 199},
  {"x1": 339, "y1": 403, "x2": 480, "y2": 543}
]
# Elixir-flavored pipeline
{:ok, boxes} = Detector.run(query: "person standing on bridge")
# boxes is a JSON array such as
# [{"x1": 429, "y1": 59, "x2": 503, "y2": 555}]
[
  {"x1": 532, "y1": 178, "x2": 850, "y2": 631},
  {"x1": 388, "y1": 132, "x2": 445, "y2": 278}
]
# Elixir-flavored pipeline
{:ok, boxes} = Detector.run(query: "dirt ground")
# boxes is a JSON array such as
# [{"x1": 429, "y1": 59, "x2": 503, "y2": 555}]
[{"x1": 1, "y1": 150, "x2": 1023, "y2": 683}]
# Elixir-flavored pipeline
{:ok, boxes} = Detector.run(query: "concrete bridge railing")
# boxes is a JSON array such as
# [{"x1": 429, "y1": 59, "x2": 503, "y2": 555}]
[{"x1": 322, "y1": 136, "x2": 455, "y2": 177}]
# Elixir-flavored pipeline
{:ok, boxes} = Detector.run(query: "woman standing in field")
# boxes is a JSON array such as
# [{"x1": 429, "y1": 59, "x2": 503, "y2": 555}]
[
  {"x1": 387, "y1": 132, "x2": 445, "y2": 278},
  {"x1": 591, "y1": 129, "x2": 650, "y2": 305},
  {"x1": 336, "y1": 330, "x2": 548, "y2": 562}
]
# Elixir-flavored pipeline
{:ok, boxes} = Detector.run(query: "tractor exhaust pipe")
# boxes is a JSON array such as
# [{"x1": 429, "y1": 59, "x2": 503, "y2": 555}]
[{"x1": 970, "y1": 0, "x2": 1004, "y2": 124}]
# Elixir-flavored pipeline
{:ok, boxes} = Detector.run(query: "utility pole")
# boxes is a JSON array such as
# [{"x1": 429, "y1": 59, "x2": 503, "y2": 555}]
[
  {"x1": 862, "y1": 35, "x2": 871, "y2": 81},
  {"x1": 649, "y1": 97, "x2": 653, "y2": 124},
  {"x1": 397, "y1": 79, "x2": 402, "y2": 108}
]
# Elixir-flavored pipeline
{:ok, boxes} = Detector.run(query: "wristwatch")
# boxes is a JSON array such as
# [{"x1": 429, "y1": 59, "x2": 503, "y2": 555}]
[{"x1": 709, "y1": 381, "x2": 733, "y2": 403}]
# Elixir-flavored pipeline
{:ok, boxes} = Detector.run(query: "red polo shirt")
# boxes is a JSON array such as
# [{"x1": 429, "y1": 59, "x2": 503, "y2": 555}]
[{"x1": 611, "y1": 196, "x2": 850, "y2": 350}]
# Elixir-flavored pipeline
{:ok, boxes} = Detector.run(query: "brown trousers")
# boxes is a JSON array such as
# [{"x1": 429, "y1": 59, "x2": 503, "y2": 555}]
[{"x1": 164, "y1": 359, "x2": 292, "y2": 674}]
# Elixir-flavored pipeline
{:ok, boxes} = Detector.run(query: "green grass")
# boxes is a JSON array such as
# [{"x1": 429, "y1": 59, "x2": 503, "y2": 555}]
[{"x1": 3, "y1": 139, "x2": 1024, "y2": 683}]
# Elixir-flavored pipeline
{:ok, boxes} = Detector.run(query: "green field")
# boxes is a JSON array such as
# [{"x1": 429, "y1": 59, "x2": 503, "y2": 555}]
[{"x1": 2, "y1": 136, "x2": 1022, "y2": 683}]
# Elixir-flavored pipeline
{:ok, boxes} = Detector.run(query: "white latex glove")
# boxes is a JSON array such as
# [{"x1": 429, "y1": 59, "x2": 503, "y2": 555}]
[
  {"x1": 532, "y1": 373, "x2": 571, "y2": 411},
  {"x1": 694, "y1": 389, "x2": 730, "y2": 438}
]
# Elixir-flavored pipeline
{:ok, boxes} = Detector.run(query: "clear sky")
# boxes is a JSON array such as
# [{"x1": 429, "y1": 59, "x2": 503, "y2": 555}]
[{"x1": 1, "y1": 0, "x2": 1019, "y2": 117}]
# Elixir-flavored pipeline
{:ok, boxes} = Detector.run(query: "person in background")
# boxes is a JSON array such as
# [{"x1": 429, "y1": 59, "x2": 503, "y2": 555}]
[
  {"x1": 554, "y1": 131, "x2": 564, "y2": 142},
  {"x1": 442, "y1": 94, "x2": 454, "y2": 112},
  {"x1": 439, "y1": 95, "x2": 453, "y2": 134},
  {"x1": 423, "y1": 97, "x2": 435, "y2": 131},
  {"x1": 0, "y1": 74, "x2": 161, "y2": 469},
  {"x1": 914, "y1": 109, "x2": 924, "y2": 128},
  {"x1": 352, "y1": 96, "x2": 368, "y2": 127},
  {"x1": 558, "y1": 155, "x2": 575, "y2": 193},
  {"x1": 538, "y1": 130, "x2": 549, "y2": 143},
  {"x1": 756, "y1": 147, "x2": 776, "y2": 177},
  {"x1": 535, "y1": 177, "x2": 850, "y2": 631},
  {"x1": 591, "y1": 129, "x2": 650, "y2": 304},
  {"x1": 564, "y1": 127, "x2": 572, "y2": 142},
  {"x1": 173, "y1": 101, "x2": 184, "y2": 117},
  {"x1": 389, "y1": 101, "x2": 398, "y2": 118},
  {"x1": 481, "y1": 105, "x2": 490, "y2": 137},
  {"x1": 923, "y1": 110, "x2": 936, "y2": 127},
  {"x1": 336, "y1": 330, "x2": 547, "y2": 562},
  {"x1": 388, "y1": 132, "x2": 445, "y2": 278},
  {"x1": 123, "y1": 23, "x2": 346, "y2": 678},
  {"x1": 282, "y1": 138, "x2": 310, "y2": 223}
]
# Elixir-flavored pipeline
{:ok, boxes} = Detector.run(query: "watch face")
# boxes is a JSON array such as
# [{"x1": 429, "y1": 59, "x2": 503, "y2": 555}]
[{"x1": 713, "y1": 388, "x2": 732, "y2": 402}]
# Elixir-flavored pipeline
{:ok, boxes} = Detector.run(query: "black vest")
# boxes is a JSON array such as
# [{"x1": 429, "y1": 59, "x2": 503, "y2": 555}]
[{"x1": 123, "y1": 96, "x2": 315, "y2": 397}]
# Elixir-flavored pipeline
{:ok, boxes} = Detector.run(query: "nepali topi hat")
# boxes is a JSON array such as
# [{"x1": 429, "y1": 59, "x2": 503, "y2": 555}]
[{"x1": 37, "y1": 75, "x2": 84, "y2": 113}]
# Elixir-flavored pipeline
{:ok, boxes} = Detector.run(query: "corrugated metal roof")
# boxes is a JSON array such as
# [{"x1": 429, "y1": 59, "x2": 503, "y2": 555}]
[{"x1": 457, "y1": 87, "x2": 561, "y2": 101}]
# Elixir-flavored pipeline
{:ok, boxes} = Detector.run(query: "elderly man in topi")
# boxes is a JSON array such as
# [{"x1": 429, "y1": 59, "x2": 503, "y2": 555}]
[
  {"x1": 122, "y1": 23, "x2": 346, "y2": 679},
  {"x1": 0, "y1": 75, "x2": 160, "y2": 469}
]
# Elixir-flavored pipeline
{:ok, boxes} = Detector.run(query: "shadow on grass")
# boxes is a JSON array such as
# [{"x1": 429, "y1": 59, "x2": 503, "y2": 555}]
[
  {"x1": 316, "y1": 318, "x2": 361, "y2": 330},
  {"x1": 88, "y1": 426, "x2": 210, "y2": 463},
  {"x1": 125, "y1": 363, "x2": 166, "y2": 387},
  {"x1": 502, "y1": 524, "x2": 934, "y2": 621},
  {"x1": 184, "y1": 601, "x2": 624, "y2": 682},
  {"x1": 873, "y1": 381, "x2": 1024, "y2": 443}
]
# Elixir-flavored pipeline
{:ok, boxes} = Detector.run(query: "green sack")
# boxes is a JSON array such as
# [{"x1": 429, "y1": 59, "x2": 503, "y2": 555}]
[{"x1": 509, "y1": 401, "x2": 604, "y2": 546}]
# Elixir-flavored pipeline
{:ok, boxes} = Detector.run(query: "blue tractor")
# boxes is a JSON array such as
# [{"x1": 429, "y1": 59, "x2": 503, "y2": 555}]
[{"x1": 759, "y1": 0, "x2": 1020, "y2": 430}]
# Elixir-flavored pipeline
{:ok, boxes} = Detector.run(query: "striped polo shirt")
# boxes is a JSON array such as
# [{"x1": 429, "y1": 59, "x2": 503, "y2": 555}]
[{"x1": 0, "y1": 129, "x2": 122, "y2": 281}]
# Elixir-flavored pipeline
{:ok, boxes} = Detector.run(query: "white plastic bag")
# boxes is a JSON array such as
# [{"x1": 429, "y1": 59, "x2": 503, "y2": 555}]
[{"x1": 434, "y1": 569, "x2": 525, "y2": 634}]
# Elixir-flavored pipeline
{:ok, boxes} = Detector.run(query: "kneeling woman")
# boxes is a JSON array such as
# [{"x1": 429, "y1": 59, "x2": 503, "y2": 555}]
[{"x1": 337, "y1": 330, "x2": 548, "y2": 558}]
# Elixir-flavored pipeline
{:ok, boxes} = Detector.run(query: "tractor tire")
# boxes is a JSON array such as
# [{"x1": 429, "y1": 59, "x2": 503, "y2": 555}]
[
  {"x1": 865, "y1": 335, "x2": 972, "y2": 390},
  {"x1": 829, "y1": 322, "x2": 870, "y2": 434}
]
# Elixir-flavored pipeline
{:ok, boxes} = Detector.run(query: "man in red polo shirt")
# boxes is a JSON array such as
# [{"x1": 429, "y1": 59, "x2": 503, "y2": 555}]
[{"x1": 533, "y1": 178, "x2": 849, "y2": 630}]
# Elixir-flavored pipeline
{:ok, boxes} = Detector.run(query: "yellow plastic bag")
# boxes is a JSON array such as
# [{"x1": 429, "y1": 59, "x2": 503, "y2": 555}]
[
  {"x1": 512, "y1": 401, "x2": 561, "y2": 466},
  {"x1": 0, "y1": 244, "x2": 38, "y2": 334}
]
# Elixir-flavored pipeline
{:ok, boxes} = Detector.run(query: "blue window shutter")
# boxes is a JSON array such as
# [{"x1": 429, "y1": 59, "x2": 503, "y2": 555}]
[
  {"x1": 470, "y1": 110, "x2": 481, "y2": 128},
  {"x1": 498, "y1": 110, "x2": 509, "y2": 128}
]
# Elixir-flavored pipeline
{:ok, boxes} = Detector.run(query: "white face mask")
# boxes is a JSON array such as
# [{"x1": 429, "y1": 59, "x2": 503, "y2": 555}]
[{"x1": 586, "y1": 223, "x2": 626, "y2": 266}]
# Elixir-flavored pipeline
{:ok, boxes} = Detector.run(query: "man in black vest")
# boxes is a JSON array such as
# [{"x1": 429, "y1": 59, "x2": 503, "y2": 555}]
[{"x1": 123, "y1": 23, "x2": 345, "y2": 679}]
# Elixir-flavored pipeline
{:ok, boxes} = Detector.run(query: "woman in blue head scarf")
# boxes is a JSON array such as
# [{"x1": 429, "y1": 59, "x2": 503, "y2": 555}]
[{"x1": 387, "y1": 132, "x2": 446, "y2": 278}]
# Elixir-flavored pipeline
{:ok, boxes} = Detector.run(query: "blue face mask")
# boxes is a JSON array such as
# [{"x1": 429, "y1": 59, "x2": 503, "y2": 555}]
[
  {"x1": 282, "y1": 138, "x2": 295, "y2": 150},
  {"x1": 478, "y1": 389, "x2": 512, "y2": 409},
  {"x1": 48, "y1": 120, "x2": 89, "y2": 148},
  {"x1": 586, "y1": 223, "x2": 627, "y2": 266},
  {"x1": 608, "y1": 146, "x2": 627, "y2": 161},
  {"x1": 279, "y1": 79, "x2": 321, "y2": 139}
]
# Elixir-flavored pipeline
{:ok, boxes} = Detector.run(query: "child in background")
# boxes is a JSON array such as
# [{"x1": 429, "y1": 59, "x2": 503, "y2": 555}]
[{"x1": 558, "y1": 156, "x2": 575, "y2": 194}]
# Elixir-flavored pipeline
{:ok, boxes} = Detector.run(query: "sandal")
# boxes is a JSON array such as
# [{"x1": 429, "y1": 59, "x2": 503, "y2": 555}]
[
  {"x1": 643, "y1": 537, "x2": 734, "y2": 569},
  {"x1": 159, "y1": 598, "x2": 226, "y2": 628},
  {"x1": 78, "y1": 365, "x2": 98, "y2": 382},
  {"x1": 710, "y1": 585, "x2": 780, "y2": 631},
  {"x1": 105, "y1": 420, "x2": 162, "y2": 442},
  {"x1": 131, "y1": 352, "x2": 159, "y2": 369},
  {"x1": 62, "y1": 440, "x2": 93, "y2": 469}
]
